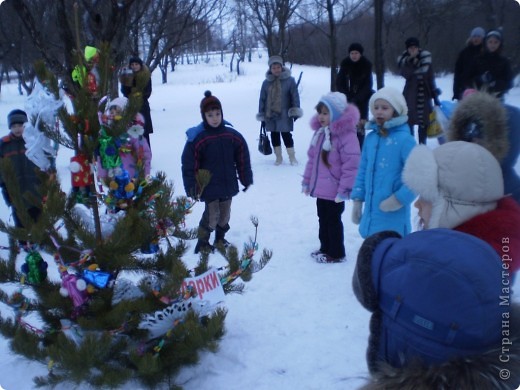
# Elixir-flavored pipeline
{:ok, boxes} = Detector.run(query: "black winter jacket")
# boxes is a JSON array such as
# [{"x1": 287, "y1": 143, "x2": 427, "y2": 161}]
[
  {"x1": 452, "y1": 43, "x2": 483, "y2": 100},
  {"x1": 469, "y1": 50, "x2": 512, "y2": 98},
  {"x1": 181, "y1": 122, "x2": 253, "y2": 202},
  {"x1": 336, "y1": 56, "x2": 373, "y2": 119},
  {"x1": 0, "y1": 133, "x2": 42, "y2": 208}
]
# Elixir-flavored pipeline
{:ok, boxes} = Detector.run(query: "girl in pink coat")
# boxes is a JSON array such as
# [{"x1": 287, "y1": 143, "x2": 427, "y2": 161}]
[{"x1": 302, "y1": 92, "x2": 361, "y2": 263}]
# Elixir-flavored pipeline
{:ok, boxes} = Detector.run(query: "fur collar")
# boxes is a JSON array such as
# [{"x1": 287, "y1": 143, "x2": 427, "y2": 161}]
[
  {"x1": 365, "y1": 115, "x2": 409, "y2": 133},
  {"x1": 265, "y1": 66, "x2": 292, "y2": 81}
]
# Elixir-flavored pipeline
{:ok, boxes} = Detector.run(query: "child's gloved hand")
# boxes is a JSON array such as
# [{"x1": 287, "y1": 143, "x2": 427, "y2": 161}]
[
  {"x1": 335, "y1": 194, "x2": 348, "y2": 203},
  {"x1": 302, "y1": 184, "x2": 310, "y2": 196},
  {"x1": 352, "y1": 200, "x2": 363, "y2": 224},
  {"x1": 379, "y1": 194, "x2": 402, "y2": 212}
]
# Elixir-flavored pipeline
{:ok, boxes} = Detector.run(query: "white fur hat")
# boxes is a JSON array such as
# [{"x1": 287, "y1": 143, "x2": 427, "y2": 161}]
[
  {"x1": 319, "y1": 92, "x2": 347, "y2": 122},
  {"x1": 369, "y1": 86, "x2": 408, "y2": 117},
  {"x1": 403, "y1": 141, "x2": 504, "y2": 229}
]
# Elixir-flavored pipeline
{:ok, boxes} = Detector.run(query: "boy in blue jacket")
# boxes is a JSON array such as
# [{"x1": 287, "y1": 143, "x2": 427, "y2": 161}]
[{"x1": 182, "y1": 91, "x2": 253, "y2": 253}]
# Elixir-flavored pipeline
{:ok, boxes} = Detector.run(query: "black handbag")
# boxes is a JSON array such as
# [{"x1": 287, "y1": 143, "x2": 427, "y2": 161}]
[{"x1": 258, "y1": 123, "x2": 273, "y2": 155}]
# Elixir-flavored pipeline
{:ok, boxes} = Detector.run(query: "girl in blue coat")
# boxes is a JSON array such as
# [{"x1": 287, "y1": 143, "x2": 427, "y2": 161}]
[
  {"x1": 351, "y1": 87, "x2": 416, "y2": 238},
  {"x1": 302, "y1": 92, "x2": 361, "y2": 263}
]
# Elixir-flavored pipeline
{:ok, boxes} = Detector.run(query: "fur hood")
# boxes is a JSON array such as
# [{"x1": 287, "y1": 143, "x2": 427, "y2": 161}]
[
  {"x1": 403, "y1": 142, "x2": 503, "y2": 229},
  {"x1": 264, "y1": 66, "x2": 292, "y2": 81},
  {"x1": 447, "y1": 91, "x2": 509, "y2": 162},
  {"x1": 309, "y1": 103, "x2": 360, "y2": 135}
]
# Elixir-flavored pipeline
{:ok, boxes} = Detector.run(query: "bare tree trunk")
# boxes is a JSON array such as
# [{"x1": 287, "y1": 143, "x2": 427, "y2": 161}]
[
  {"x1": 327, "y1": 0, "x2": 337, "y2": 91},
  {"x1": 374, "y1": 0, "x2": 385, "y2": 89}
]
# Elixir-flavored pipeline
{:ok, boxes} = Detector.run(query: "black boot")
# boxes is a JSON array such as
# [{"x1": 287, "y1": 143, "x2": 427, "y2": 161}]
[
  {"x1": 213, "y1": 224, "x2": 231, "y2": 248},
  {"x1": 194, "y1": 226, "x2": 214, "y2": 254}
]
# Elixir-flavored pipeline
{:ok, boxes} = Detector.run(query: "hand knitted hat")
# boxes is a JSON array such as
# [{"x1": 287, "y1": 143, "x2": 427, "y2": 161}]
[
  {"x1": 369, "y1": 86, "x2": 408, "y2": 117},
  {"x1": 348, "y1": 43, "x2": 364, "y2": 54},
  {"x1": 200, "y1": 90, "x2": 222, "y2": 113},
  {"x1": 486, "y1": 29, "x2": 503, "y2": 42},
  {"x1": 470, "y1": 27, "x2": 485, "y2": 38},
  {"x1": 268, "y1": 55, "x2": 284, "y2": 67},
  {"x1": 7, "y1": 109, "x2": 28, "y2": 128},
  {"x1": 319, "y1": 92, "x2": 348, "y2": 123}
]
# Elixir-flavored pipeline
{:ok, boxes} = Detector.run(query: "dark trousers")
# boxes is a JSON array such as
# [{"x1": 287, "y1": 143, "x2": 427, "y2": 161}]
[
  {"x1": 410, "y1": 124, "x2": 427, "y2": 145},
  {"x1": 316, "y1": 198, "x2": 345, "y2": 259},
  {"x1": 271, "y1": 131, "x2": 294, "y2": 148}
]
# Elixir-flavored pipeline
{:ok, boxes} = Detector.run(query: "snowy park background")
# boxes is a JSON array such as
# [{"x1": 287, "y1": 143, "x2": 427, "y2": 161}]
[{"x1": 0, "y1": 51, "x2": 519, "y2": 389}]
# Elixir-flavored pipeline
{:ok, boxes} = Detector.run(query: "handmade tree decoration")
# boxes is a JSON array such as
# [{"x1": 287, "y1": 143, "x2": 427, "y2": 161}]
[{"x1": 0, "y1": 45, "x2": 272, "y2": 388}]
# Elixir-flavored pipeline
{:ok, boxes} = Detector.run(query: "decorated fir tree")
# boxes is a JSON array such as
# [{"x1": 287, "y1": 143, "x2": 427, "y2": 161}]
[{"x1": 0, "y1": 46, "x2": 271, "y2": 388}]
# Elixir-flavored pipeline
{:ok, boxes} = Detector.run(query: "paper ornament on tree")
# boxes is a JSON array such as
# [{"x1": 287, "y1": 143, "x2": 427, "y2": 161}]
[{"x1": 60, "y1": 273, "x2": 88, "y2": 307}]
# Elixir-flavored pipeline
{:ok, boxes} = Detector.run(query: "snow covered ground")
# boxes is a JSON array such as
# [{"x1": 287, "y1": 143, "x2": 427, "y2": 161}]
[{"x1": 0, "y1": 50, "x2": 518, "y2": 389}]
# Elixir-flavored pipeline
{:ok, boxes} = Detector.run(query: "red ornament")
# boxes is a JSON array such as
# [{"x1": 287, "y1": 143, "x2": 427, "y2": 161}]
[{"x1": 70, "y1": 155, "x2": 93, "y2": 187}]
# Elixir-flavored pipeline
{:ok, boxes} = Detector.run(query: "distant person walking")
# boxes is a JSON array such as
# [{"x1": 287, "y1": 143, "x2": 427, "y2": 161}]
[
  {"x1": 397, "y1": 37, "x2": 440, "y2": 144},
  {"x1": 120, "y1": 56, "x2": 154, "y2": 148},
  {"x1": 336, "y1": 43, "x2": 374, "y2": 148},
  {"x1": 257, "y1": 55, "x2": 303, "y2": 165},
  {"x1": 452, "y1": 27, "x2": 485, "y2": 100},
  {"x1": 468, "y1": 28, "x2": 512, "y2": 99}
]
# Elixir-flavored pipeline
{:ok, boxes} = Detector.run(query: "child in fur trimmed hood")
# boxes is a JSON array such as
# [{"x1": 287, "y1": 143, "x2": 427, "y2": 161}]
[
  {"x1": 302, "y1": 92, "x2": 360, "y2": 263},
  {"x1": 403, "y1": 141, "x2": 520, "y2": 275},
  {"x1": 447, "y1": 89, "x2": 520, "y2": 203},
  {"x1": 350, "y1": 87, "x2": 416, "y2": 238},
  {"x1": 352, "y1": 228, "x2": 520, "y2": 390}
]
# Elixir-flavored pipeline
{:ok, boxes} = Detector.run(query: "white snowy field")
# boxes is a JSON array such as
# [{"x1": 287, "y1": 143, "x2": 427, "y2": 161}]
[{"x1": 0, "y1": 50, "x2": 519, "y2": 390}]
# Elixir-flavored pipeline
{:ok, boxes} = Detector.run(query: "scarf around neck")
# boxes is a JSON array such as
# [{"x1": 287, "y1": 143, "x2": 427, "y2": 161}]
[{"x1": 266, "y1": 76, "x2": 282, "y2": 118}]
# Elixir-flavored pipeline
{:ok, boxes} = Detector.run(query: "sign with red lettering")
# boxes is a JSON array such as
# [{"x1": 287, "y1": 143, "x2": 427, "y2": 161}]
[{"x1": 181, "y1": 268, "x2": 225, "y2": 303}]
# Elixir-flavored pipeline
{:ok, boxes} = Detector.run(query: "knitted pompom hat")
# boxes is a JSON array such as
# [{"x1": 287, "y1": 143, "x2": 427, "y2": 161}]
[
  {"x1": 7, "y1": 109, "x2": 28, "y2": 128},
  {"x1": 319, "y1": 92, "x2": 348, "y2": 123},
  {"x1": 200, "y1": 90, "x2": 222, "y2": 113},
  {"x1": 369, "y1": 86, "x2": 408, "y2": 117}
]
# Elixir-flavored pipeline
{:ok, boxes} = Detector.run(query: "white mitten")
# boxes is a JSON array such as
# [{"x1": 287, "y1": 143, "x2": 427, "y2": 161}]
[
  {"x1": 352, "y1": 200, "x2": 363, "y2": 225},
  {"x1": 379, "y1": 194, "x2": 403, "y2": 212},
  {"x1": 335, "y1": 194, "x2": 348, "y2": 203}
]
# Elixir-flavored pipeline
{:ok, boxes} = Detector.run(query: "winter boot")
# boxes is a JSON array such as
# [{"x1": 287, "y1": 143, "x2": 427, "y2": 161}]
[
  {"x1": 274, "y1": 146, "x2": 283, "y2": 165},
  {"x1": 194, "y1": 226, "x2": 214, "y2": 254},
  {"x1": 287, "y1": 147, "x2": 298, "y2": 165},
  {"x1": 213, "y1": 224, "x2": 231, "y2": 248}
]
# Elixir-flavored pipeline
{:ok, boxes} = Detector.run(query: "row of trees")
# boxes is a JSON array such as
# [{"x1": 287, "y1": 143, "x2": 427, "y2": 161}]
[{"x1": 0, "y1": 0, "x2": 519, "y2": 95}]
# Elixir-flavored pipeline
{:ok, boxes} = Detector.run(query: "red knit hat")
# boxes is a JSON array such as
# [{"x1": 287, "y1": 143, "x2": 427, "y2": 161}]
[{"x1": 200, "y1": 90, "x2": 222, "y2": 113}]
